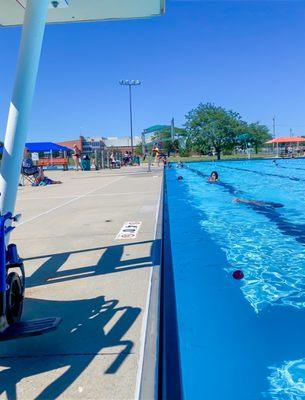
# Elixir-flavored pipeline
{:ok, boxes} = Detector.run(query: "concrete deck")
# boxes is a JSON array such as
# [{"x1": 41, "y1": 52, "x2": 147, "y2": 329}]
[{"x1": 0, "y1": 166, "x2": 163, "y2": 400}]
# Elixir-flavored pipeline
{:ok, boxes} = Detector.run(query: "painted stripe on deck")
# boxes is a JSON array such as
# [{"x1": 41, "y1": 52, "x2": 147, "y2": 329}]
[{"x1": 17, "y1": 176, "x2": 125, "y2": 227}]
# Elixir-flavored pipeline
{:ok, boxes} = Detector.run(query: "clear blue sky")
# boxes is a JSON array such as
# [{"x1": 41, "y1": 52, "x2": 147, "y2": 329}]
[{"x1": 0, "y1": 1, "x2": 305, "y2": 142}]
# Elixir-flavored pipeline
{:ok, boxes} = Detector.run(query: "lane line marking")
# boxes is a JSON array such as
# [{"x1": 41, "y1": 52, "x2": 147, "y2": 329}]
[{"x1": 17, "y1": 176, "x2": 125, "y2": 227}]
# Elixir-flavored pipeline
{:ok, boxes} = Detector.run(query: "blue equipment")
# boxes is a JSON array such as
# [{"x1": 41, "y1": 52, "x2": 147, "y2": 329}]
[{"x1": 0, "y1": 212, "x2": 61, "y2": 341}]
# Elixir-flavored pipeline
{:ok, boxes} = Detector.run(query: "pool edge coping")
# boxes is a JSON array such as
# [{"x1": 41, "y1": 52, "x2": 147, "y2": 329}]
[{"x1": 137, "y1": 170, "x2": 164, "y2": 400}]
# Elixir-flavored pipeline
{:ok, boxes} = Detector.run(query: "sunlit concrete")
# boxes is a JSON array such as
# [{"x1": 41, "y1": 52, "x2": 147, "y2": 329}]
[{"x1": 0, "y1": 166, "x2": 162, "y2": 400}]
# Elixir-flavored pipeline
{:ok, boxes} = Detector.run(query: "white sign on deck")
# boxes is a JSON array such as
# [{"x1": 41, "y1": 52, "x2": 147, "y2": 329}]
[{"x1": 116, "y1": 221, "x2": 142, "y2": 240}]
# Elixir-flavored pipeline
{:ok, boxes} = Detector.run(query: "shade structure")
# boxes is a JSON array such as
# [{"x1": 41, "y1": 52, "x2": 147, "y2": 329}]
[
  {"x1": 144, "y1": 125, "x2": 169, "y2": 133},
  {"x1": 24, "y1": 142, "x2": 72, "y2": 153},
  {"x1": 237, "y1": 133, "x2": 253, "y2": 142},
  {"x1": 0, "y1": 0, "x2": 165, "y2": 26},
  {"x1": 266, "y1": 137, "x2": 305, "y2": 144},
  {"x1": 0, "y1": 142, "x2": 71, "y2": 153}
]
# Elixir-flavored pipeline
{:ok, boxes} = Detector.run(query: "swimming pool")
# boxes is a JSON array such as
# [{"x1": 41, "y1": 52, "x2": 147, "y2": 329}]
[{"x1": 165, "y1": 159, "x2": 305, "y2": 400}]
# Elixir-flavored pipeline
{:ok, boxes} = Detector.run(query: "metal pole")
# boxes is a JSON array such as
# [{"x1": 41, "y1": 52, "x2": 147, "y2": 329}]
[
  {"x1": 0, "y1": 0, "x2": 49, "y2": 220},
  {"x1": 101, "y1": 150, "x2": 105, "y2": 169},
  {"x1": 272, "y1": 116, "x2": 276, "y2": 139},
  {"x1": 147, "y1": 153, "x2": 152, "y2": 173},
  {"x1": 141, "y1": 131, "x2": 145, "y2": 155},
  {"x1": 171, "y1": 118, "x2": 175, "y2": 141},
  {"x1": 94, "y1": 149, "x2": 96, "y2": 170},
  {"x1": 64, "y1": 150, "x2": 67, "y2": 170},
  {"x1": 129, "y1": 84, "x2": 134, "y2": 153}
]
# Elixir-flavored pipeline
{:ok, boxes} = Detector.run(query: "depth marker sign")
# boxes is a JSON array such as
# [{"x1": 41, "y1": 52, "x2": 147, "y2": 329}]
[{"x1": 116, "y1": 221, "x2": 142, "y2": 240}]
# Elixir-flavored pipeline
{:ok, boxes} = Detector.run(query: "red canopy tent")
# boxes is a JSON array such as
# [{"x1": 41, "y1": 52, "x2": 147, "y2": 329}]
[
  {"x1": 266, "y1": 137, "x2": 305, "y2": 144},
  {"x1": 266, "y1": 137, "x2": 305, "y2": 157}
]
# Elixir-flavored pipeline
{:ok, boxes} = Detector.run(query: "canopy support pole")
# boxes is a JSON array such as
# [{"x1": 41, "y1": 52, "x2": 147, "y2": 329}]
[
  {"x1": 141, "y1": 131, "x2": 145, "y2": 155},
  {"x1": 0, "y1": 0, "x2": 49, "y2": 223}
]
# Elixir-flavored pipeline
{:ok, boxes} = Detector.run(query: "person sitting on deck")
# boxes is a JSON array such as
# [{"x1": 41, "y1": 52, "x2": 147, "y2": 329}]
[
  {"x1": 22, "y1": 148, "x2": 39, "y2": 175},
  {"x1": 208, "y1": 171, "x2": 219, "y2": 182},
  {"x1": 123, "y1": 151, "x2": 130, "y2": 166},
  {"x1": 32, "y1": 168, "x2": 62, "y2": 186}
]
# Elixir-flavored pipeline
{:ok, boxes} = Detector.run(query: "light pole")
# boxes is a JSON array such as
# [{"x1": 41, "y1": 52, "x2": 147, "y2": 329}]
[{"x1": 119, "y1": 80, "x2": 141, "y2": 153}]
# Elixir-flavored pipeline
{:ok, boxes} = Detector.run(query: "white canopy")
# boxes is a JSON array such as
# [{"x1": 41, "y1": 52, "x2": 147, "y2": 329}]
[{"x1": 0, "y1": 0, "x2": 165, "y2": 26}]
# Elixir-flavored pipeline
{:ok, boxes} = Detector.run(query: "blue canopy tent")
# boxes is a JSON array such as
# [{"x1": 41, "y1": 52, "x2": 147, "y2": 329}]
[
  {"x1": 24, "y1": 142, "x2": 71, "y2": 154},
  {"x1": 0, "y1": 142, "x2": 71, "y2": 155}
]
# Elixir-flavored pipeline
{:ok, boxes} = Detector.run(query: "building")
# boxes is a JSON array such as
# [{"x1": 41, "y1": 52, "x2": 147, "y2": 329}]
[
  {"x1": 82, "y1": 137, "x2": 106, "y2": 155},
  {"x1": 58, "y1": 135, "x2": 141, "y2": 154},
  {"x1": 103, "y1": 136, "x2": 141, "y2": 152},
  {"x1": 57, "y1": 136, "x2": 105, "y2": 155},
  {"x1": 57, "y1": 137, "x2": 84, "y2": 153}
]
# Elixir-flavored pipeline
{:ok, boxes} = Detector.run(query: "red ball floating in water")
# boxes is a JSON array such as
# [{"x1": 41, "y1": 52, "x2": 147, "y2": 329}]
[{"x1": 233, "y1": 270, "x2": 244, "y2": 280}]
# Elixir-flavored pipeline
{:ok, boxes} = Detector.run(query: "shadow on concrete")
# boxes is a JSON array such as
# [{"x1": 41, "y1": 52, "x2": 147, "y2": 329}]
[
  {"x1": 0, "y1": 240, "x2": 155, "y2": 399},
  {"x1": 25, "y1": 240, "x2": 154, "y2": 288},
  {"x1": 0, "y1": 296, "x2": 140, "y2": 400}
]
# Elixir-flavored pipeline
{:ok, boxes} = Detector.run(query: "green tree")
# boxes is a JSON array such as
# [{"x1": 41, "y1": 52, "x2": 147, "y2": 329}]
[
  {"x1": 246, "y1": 122, "x2": 271, "y2": 153},
  {"x1": 236, "y1": 123, "x2": 271, "y2": 153},
  {"x1": 134, "y1": 143, "x2": 143, "y2": 156},
  {"x1": 152, "y1": 127, "x2": 186, "y2": 157},
  {"x1": 185, "y1": 103, "x2": 243, "y2": 160}
]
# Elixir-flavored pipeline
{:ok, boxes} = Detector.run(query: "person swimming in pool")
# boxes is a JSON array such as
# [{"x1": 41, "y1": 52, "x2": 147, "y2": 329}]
[
  {"x1": 208, "y1": 171, "x2": 219, "y2": 182},
  {"x1": 234, "y1": 198, "x2": 283, "y2": 208}
]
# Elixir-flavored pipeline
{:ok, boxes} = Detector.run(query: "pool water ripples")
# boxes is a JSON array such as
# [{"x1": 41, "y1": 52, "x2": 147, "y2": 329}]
[
  {"x1": 166, "y1": 159, "x2": 305, "y2": 400},
  {"x1": 267, "y1": 359, "x2": 305, "y2": 400},
  {"x1": 184, "y1": 162, "x2": 305, "y2": 313}
]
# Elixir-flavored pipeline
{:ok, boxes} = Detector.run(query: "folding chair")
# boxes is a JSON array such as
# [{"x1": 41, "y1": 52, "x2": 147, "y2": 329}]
[{"x1": 20, "y1": 167, "x2": 39, "y2": 186}]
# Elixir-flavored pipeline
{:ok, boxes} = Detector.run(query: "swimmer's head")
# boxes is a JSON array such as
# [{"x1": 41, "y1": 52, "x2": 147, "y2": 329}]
[
  {"x1": 177, "y1": 176, "x2": 183, "y2": 181},
  {"x1": 209, "y1": 171, "x2": 219, "y2": 181}
]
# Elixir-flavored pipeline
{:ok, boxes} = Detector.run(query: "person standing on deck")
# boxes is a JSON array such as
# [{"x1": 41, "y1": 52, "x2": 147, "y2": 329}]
[{"x1": 72, "y1": 144, "x2": 81, "y2": 171}]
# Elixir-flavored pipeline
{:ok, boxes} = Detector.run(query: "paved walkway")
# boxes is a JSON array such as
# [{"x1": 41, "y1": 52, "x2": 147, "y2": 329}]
[{"x1": 0, "y1": 166, "x2": 162, "y2": 400}]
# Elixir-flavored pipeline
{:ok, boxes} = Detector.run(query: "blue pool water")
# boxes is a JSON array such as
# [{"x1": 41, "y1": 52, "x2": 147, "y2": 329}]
[{"x1": 165, "y1": 159, "x2": 305, "y2": 400}]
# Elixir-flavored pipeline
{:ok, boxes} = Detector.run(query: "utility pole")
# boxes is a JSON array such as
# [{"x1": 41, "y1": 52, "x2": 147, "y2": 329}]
[
  {"x1": 272, "y1": 116, "x2": 276, "y2": 139},
  {"x1": 171, "y1": 118, "x2": 175, "y2": 141}
]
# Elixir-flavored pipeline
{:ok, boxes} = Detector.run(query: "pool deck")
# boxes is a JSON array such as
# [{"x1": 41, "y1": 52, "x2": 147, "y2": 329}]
[{"x1": 0, "y1": 165, "x2": 163, "y2": 400}]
